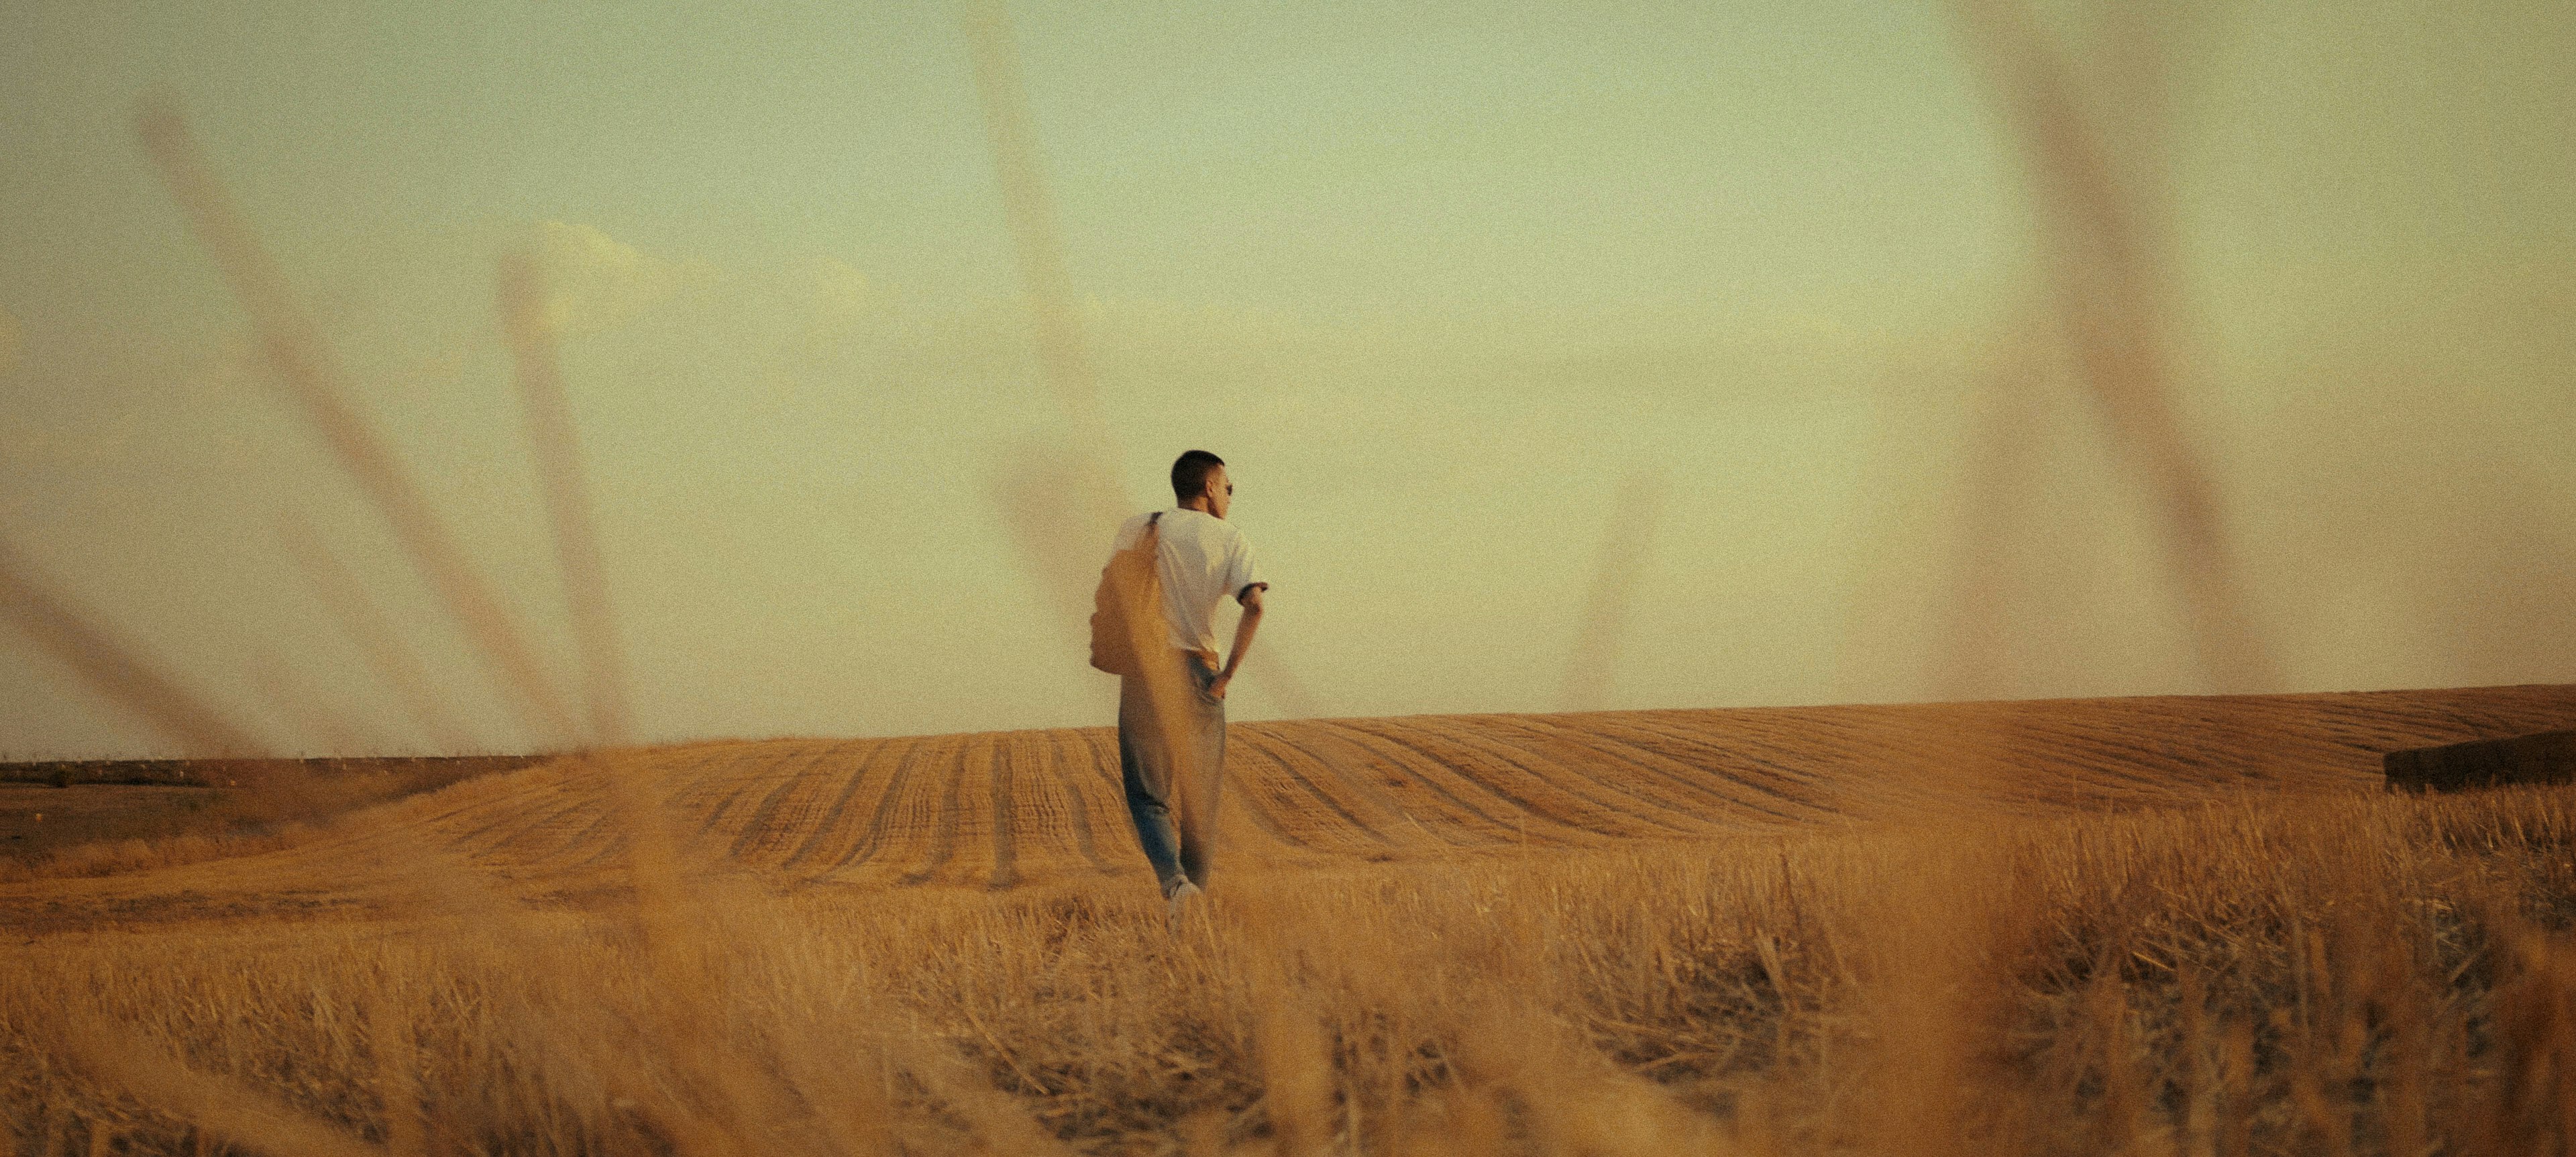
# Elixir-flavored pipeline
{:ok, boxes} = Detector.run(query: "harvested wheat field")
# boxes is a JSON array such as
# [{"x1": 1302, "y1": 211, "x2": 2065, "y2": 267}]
[
  {"x1": 7, "y1": 683, "x2": 2576, "y2": 1155},
  {"x1": 9, "y1": 0, "x2": 2569, "y2": 1150}
]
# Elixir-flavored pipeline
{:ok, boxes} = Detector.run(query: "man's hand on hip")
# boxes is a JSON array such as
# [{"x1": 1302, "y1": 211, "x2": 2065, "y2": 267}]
[{"x1": 1214, "y1": 585, "x2": 1264, "y2": 703}]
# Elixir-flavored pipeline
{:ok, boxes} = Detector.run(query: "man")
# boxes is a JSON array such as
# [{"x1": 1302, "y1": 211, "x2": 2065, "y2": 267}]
[{"x1": 1112, "y1": 450, "x2": 1267, "y2": 913}]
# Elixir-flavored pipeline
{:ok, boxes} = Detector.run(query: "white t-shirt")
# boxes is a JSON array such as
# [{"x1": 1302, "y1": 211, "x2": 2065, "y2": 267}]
[{"x1": 1113, "y1": 508, "x2": 1265, "y2": 654}]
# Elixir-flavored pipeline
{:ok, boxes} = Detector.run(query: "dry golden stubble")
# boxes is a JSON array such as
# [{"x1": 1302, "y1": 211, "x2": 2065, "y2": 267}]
[
  {"x1": 7, "y1": 195, "x2": 661, "y2": 1157},
  {"x1": 18, "y1": 783, "x2": 2576, "y2": 1152},
  {"x1": 1208, "y1": 890, "x2": 1341, "y2": 1154},
  {"x1": 360, "y1": 985, "x2": 425, "y2": 1157},
  {"x1": 32, "y1": 999, "x2": 386, "y2": 1157},
  {"x1": 116, "y1": 97, "x2": 866, "y2": 1154},
  {"x1": 502, "y1": 244, "x2": 838, "y2": 1146},
  {"x1": 3, "y1": 752, "x2": 724, "y2": 1152},
  {"x1": 1456, "y1": 1005, "x2": 1726, "y2": 1156},
  {"x1": 10, "y1": 11, "x2": 2555, "y2": 1154},
  {"x1": 30, "y1": 83, "x2": 2576, "y2": 1144}
]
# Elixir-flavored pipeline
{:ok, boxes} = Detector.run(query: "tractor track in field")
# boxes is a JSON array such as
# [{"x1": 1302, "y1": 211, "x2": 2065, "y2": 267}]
[
  {"x1": 1381, "y1": 716, "x2": 1711, "y2": 840},
  {"x1": 1315, "y1": 719, "x2": 1602, "y2": 846},
  {"x1": 730, "y1": 740, "x2": 869, "y2": 863},
  {"x1": 985, "y1": 735, "x2": 1024, "y2": 891},
  {"x1": 1226, "y1": 729, "x2": 1377, "y2": 848},
  {"x1": 1491, "y1": 715, "x2": 1810, "y2": 826},
  {"x1": 1240, "y1": 725, "x2": 1453, "y2": 848},
  {"x1": 779, "y1": 736, "x2": 920, "y2": 874},
  {"x1": 1046, "y1": 732, "x2": 1124, "y2": 874},
  {"x1": 898, "y1": 736, "x2": 978, "y2": 886},
  {"x1": 838, "y1": 734, "x2": 957, "y2": 880},
  {"x1": 13, "y1": 685, "x2": 2575, "y2": 923}
]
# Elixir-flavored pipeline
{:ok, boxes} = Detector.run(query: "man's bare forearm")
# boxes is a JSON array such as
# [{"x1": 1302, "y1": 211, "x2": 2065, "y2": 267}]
[
  {"x1": 1223, "y1": 605, "x2": 1263, "y2": 678},
  {"x1": 1216, "y1": 588, "x2": 1266, "y2": 697}
]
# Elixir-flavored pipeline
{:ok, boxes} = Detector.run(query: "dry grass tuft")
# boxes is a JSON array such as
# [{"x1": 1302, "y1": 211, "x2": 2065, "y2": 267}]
[
  {"x1": 8, "y1": 781, "x2": 2576, "y2": 1154},
  {"x1": 5, "y1": 9, "x2": 2563, "y2": 1156}
]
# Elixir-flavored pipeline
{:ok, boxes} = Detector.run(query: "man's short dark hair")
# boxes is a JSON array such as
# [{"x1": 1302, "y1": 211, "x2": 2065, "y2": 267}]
[{"x1": 1171, "y1": 450, "x2": 1226, "y2": 505}]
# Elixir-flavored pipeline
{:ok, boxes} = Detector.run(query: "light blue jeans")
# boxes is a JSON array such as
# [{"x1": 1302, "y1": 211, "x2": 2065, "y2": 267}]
[{"x1": 1118, "y1": 652, "x2": 1226, "y2": 896}]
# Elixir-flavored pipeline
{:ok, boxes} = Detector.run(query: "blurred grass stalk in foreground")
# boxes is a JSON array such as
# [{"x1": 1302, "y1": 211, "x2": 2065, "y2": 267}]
[{"x1": 9, "y1": 785, "x2": 2576, "y2": 1152}]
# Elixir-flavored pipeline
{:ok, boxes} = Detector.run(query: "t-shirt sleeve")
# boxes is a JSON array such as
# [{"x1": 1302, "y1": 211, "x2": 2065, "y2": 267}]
[
  {"x1": 1225, "y1": 532, "x2": 1265, "y2": 602},
  {"x1": 1111, "y1": 514, "x2": 1143, "y2": 551}
]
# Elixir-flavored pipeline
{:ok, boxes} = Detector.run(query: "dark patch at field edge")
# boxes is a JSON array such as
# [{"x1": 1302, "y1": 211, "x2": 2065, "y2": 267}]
[
  {"x1": 0, "y1": 756, "x2": 539, "y2": 863},
  {"x1": 0, "y1": 785, "x2": 222, "y2": 860},
  {"x1": 1, "y1": 754, "x2": 539, "y2": 789}
]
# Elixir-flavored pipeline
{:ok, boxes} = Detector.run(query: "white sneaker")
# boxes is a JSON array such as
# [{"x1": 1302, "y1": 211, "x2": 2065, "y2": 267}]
[{"x1": 1166, "y1": 879, "x2": 1203, "y2": 923}]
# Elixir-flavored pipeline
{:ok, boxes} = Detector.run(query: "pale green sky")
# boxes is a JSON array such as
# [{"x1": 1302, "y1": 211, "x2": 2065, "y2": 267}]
[{"x1": 2, "y1": 1, "x2": 2570, "y2": 757}]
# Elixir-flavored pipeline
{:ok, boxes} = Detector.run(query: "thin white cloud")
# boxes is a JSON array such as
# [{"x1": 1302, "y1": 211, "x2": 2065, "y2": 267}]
[{"x1": 535, "y1": 221, "x2": 695, "y2": 338}]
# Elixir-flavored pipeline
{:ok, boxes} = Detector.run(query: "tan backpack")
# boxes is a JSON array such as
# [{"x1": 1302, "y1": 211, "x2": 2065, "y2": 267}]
[{"x1": 1089, "y1": 512, "x2": 1165, "y2": 675}]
